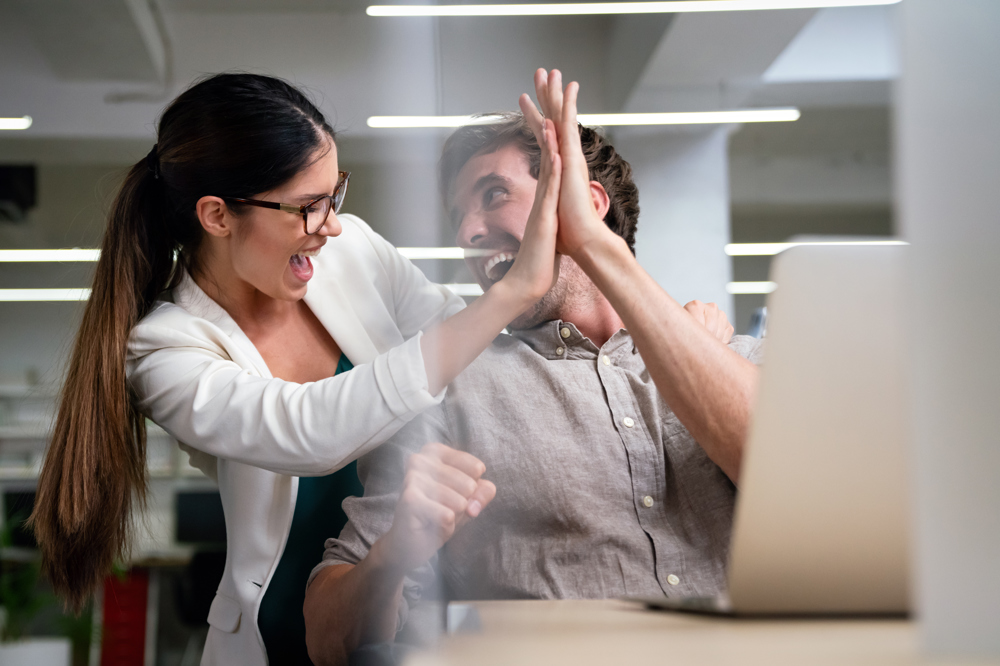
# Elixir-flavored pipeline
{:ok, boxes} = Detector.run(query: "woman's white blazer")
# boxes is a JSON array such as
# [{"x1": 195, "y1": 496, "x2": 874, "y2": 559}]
[{"x1": 126, "y1": 214, "x2": 465, "y2": 666}]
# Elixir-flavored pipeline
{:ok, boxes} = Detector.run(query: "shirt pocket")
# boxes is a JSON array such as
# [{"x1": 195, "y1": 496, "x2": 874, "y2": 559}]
[{"x1": 207, "y1": 592, "x2": 242, "y2": 633}]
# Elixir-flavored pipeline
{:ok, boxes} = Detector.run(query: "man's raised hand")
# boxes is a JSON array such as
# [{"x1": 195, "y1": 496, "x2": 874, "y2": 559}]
[{"x1": 380, "y1": 442, "x2": 496, "y2": 575}]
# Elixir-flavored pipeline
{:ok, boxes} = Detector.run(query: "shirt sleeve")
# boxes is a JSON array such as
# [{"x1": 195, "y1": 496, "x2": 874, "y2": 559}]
[
  {"x1": 728, "y1": 334, "x2": 766, "y2": 365},
  {"x1": 307, "y1": 406, "x2": 451, "y2": 633},
  {"x1": 127, "y1": 309, "x2": 448, "y2": 477}
]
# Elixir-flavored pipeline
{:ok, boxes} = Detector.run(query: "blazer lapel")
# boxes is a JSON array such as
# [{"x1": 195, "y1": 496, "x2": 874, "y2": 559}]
[{"x1": 303, "y1": 275, "x2": 380, "y2": 366}]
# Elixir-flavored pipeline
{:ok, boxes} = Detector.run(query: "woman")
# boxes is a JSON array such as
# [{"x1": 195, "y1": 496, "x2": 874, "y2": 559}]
[{"x1": 29, "y1": 73, "x2": 563, "y2": 665}]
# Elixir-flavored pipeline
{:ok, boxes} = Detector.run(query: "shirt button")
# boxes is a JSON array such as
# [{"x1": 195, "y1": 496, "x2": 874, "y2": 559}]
[
  {"x1": 642, "y1": 495, "x2": 654, "y2": 508},
  {"x1": 556, "y1": 347, "x2": 565, "y2": 356},
  {"x1": 602, "y1": 355, "x2": 611, "y2": 366},
  {"x1": 560, "y1": 327, "x2": 571, "y2": 339},
  {"x1": 667, "y1": 574, "x2": 680, "y2": 586},
  {"x1": 623, "y1": 417, "x2": 635, "y2": 428}
]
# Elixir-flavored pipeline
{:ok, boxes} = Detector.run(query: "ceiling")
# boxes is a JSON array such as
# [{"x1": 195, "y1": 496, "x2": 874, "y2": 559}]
[{"x1": 0, "y1": 1, "x2": 897, "y2": 145}]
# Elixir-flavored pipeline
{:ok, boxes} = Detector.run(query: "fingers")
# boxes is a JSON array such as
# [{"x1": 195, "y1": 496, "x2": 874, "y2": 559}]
[
  {"x1": 519, "y1": 93, "x2": 545, "y2": 144},
  {"x1": 684, "y1": 299, "x2": 708, "y2": 325},
  {"x1": 561, "y1": 80, "x2": 582, "y2": 150},
  {"x1": 408, "y1": 451, "x2": 478, "y2": 498},
  {"x1": 399, "y1": 482, "x2": 457, "y2": 535},
  {"x1": 409, "y1": 442, "x2": 494, "y2": 518},
  {"x1": 408, "y1": 469, "x2": 471, "y2": 516},
  {"x1": 533, "y1": 68, "x2": 550, "y2": 120},
  {"x1": 547, "y1": 69, "x2": 564, "y2": 128},
  {"x1": 540, "y1": 121, "x2": 562, "y2": 209},
  {"x1": 466, "y1": 478, "x2": 497, "y2": 518},
  {"x1": 419, "y1": 441, "x2": 486, "y2": 480},
  {"x1": 683, "y1": 301, "x2": 734, "y2": 344}
]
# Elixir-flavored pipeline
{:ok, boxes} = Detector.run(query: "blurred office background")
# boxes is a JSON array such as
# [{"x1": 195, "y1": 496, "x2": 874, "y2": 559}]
[{"x1": 1, "y1": 1, "x2": 996, "y2": 665}]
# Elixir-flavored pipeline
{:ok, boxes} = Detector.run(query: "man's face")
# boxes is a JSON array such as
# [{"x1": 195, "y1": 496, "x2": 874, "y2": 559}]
[{"x1": 450, "y1": 143, "x2": 582, "y2": 330}]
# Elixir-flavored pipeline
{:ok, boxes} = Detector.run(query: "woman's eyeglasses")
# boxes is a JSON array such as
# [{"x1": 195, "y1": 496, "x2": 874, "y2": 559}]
[{"x1": 221, "y1": 170, "x2": 350, "y2": 235}]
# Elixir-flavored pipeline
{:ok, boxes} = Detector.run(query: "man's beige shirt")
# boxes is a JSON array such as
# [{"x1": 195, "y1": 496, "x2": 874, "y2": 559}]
[{"x1": 312, "y1": 321, "x2": 764, "y2": 627}]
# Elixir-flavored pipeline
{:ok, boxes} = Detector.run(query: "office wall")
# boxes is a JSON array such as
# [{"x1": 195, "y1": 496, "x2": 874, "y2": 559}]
[{"x1": 616, "y1": 127, "x2": 734, "y2": 319}]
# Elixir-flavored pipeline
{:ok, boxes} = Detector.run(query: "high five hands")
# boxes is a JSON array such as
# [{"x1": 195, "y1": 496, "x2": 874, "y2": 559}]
[
  {"x1": 519, "y1": 68, "x2": 734, "y2": 346},
  {"x1": 519, "y1": 68, "x2": 616, "y2": 259}
]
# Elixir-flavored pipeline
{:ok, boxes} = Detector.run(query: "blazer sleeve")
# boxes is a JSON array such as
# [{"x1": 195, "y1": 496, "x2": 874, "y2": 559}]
[
  {"x1": 128, "y1": 309, "x2": 446, "y2": 478},
  {"x1": 348, "y1": 215, "x2": 467, "y2": 338}
]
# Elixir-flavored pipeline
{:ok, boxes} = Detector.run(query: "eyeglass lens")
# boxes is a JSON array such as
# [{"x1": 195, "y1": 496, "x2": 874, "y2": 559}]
[
  {"x1": 304, "y1": 174, "x2": 349, "y2": 234},
  {"x1": 305, "y1": 197, "x2": 332, "y2": 234}
]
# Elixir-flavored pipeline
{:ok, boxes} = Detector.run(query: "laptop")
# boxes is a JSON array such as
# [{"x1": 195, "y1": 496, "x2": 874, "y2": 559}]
[{"x1": 639, "y1": 243, "x2": 911, "y2": 616}]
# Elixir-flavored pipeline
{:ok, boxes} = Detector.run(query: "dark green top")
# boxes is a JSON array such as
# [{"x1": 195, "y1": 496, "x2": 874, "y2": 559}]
[{"x1": 257, "y1": 354, "x2": 364, "y2": 665}]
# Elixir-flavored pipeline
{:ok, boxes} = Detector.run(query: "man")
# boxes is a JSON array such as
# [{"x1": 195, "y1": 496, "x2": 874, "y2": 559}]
[{"x1": 303, "y1": 71, "x2": 762, "y2": 664}]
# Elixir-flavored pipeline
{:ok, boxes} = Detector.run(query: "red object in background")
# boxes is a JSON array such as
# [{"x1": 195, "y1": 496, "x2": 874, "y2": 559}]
[{"x1": 101, "y1": 569, "x2": 149, "y2": 666}]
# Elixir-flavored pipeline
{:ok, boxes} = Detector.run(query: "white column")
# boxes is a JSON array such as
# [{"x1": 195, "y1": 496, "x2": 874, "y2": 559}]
[
  {"x1": 897, "y1": 0, "x2": 1000, "y2": 657},
  {"x1": 614, "y1": 127, "x2": 733, "y2": 317}
]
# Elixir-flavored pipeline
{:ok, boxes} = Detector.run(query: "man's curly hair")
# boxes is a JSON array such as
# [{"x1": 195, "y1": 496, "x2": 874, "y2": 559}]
[{"x1": 439, "y1": 112, "x2": 640, "y2": 255}]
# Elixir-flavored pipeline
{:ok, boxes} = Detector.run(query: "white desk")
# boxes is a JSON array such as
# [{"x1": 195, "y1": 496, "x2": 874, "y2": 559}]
[{"x1": 404, "y1": 599, "x2": 991, "y2": 666}]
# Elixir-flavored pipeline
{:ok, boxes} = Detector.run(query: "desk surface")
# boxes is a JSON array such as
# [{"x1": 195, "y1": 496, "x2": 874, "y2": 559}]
[{"x1": 404, "y1": 599, "x2": 989, "y2": 666}]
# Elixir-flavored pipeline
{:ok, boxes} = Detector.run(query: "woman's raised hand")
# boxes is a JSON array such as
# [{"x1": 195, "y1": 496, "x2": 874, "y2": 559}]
[
  {"x1": 493, "y1": 96, "x2": 563, "y2": 303},
  {"x1": 528, "y1": 68, "x2": 616, "y2": 259}
]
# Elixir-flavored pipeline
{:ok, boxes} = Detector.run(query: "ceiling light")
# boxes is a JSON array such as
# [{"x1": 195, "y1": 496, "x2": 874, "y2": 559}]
[
  {"x1": 369, "y1": 108, "x2": 799, "y2": 129},
  {"x1": 397, "y1": 247, "x2": 493, "y2": 258},
  {"x1": 726, "y1": 281, "x2": 777, "y2": 295},
  {"x1": 0, "y1": 116, "x2": 32, "y2": 131},
  {"x1": 0, "y1": 288, "x2": 91, "y2": 302},
  {"x1": 367, "y1": 0, "x2": 900, "y2": 18},
  {"x1": 444, "y1": 283, "x2": 484, "y2": 296},
  {"x1": 0, "y1": 249, "x2": 101, "y2": 262},
  {"x1": 725, "y1": 240, "x2": 908, "y2": 256},
  {"x1": 397, "y1": 247, "x2": 466, "y2": 259}
]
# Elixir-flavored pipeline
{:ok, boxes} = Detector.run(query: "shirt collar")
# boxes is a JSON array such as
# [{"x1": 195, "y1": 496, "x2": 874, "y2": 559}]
[{"x1": 510, "y1": 320, "x2": 634, "y2": 360}]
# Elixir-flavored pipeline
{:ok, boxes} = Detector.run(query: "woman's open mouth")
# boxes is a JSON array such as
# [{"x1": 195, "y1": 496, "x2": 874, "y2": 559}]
[{"x1": 289, "y1": 246, "x2": 322, "y2": 282}]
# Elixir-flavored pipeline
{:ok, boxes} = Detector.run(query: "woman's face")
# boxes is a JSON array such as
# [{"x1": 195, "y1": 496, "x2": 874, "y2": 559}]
[{"x1": 227, "y1": 140, "x2": 343, "y2": 303}]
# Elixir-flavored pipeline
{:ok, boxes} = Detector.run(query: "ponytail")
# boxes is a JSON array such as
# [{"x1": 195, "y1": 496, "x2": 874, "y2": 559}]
[{"x1": 29, "y1": 159, "x2": 178, "y2": 612}]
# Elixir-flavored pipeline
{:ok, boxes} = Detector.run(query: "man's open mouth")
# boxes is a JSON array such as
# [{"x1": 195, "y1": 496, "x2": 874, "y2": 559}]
[{"x1": 483, "y1": 251, "x2": 517, "y2": 282}]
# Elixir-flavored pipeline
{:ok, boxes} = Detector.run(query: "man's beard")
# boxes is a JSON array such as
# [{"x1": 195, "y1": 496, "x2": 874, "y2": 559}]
[
  {"x1": 507, "y1": 278, "x2": 569, "y2": 331},
  {"x1": 505, "y1": 259, "x2": 596, "y2": 331}
]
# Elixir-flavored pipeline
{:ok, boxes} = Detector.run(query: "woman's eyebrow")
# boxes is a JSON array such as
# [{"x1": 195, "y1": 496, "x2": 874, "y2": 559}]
[{"x1": 293, "y1": 192, "x2": 332, "y2": 203}]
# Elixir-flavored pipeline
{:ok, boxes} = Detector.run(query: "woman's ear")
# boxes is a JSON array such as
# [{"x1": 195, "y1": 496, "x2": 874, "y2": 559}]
[
  {"x1": 196, "y1": 196, "x2": 234, "y2": 238},
  {"x1": 590, "y1": 181, "x2": 610, "y2": 221}
]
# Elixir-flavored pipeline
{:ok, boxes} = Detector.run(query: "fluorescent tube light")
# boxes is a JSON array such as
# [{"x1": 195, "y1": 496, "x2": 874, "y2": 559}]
[
  {"x1": 369, "y1": 116, "x2": 507, "y2": 128},
  {"x1": 0, "y1": 116, "x2": 32, "y2": 131},
  {"x1": 444, "y1": 283, "x2": 484, "y2": 296},
  {"x1": 397, "y1": 247, "x2": 493, "y2": 259},
  {"x1": 726, "y1": 281, "x2": 777, "y2": 295},
  {"x1": 397, "y1": 247, "x2": 466, "y2": 260},
  {"x1": 0, "y1": 289, "x2": 91, "y2": 302},
  {"x1": 368, "y1": 0, "x2": 900, "y2": 18},
  {"x1": 0, "y1": 249, "x2": 101, "y2": 262},
  {"x1": 725, "y1": 240, "x2": 908, "y2": 256},
  {"x1": 369, "y1": 108, "x2": 799, "y2": 129}
]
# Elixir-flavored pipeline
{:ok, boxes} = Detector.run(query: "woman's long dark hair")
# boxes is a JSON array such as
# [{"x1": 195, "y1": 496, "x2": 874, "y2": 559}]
[{"x1": 30, "y1": 73, "x2": 335, "y2": 612}]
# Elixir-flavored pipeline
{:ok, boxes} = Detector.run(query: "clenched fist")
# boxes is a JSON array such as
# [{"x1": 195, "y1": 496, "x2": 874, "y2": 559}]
[
  {"x1": 380, "y1": 442, "x2": 497, "y2": 575},
  {"x1": 683, "y1": 300, "x2": 734, "y2": 345}
]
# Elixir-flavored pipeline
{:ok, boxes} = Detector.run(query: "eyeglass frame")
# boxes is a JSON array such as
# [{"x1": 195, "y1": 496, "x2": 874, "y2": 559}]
[{"x1": 220, "y1": 170, "x2": 350, "y2": 236}]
